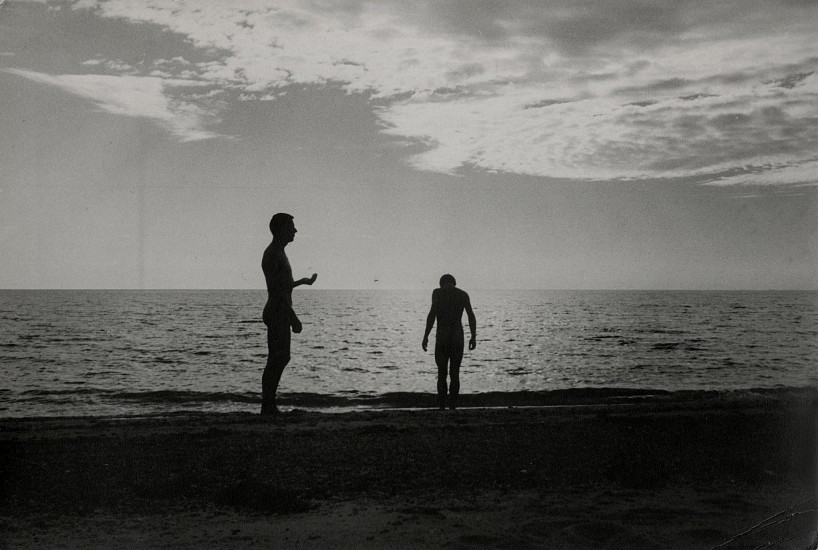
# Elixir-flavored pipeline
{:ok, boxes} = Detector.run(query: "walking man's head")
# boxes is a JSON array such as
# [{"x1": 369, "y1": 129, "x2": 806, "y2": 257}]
[
  {"x1": 269, "y1": 213, "x2": 296, "y2": 244},
  {"x1": 439, "y1": 274, "x2": 456, "y2": 288}
]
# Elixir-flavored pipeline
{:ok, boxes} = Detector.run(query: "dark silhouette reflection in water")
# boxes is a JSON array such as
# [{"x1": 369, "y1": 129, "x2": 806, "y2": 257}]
[
  {"x1": 261, "y1": 213, "x2": 317, "y2": 415},
  {"x1": 423, "y1": 274, "x2": 477, "y2": 410}
]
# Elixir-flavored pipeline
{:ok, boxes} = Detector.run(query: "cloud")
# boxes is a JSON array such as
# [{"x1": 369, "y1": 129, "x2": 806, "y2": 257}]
[
  {"x1": 4, "y1": 69, "x2": 222, "y2": 141},
  {"x1": 65, "y1": 0, "x2": 818, "y2": 184},
  {"x1": 378, "y1": 70, "x2": 818, "y2": 183},
  {"x1": 705, "y1": 161, "x2": 818, "y2": 187}
]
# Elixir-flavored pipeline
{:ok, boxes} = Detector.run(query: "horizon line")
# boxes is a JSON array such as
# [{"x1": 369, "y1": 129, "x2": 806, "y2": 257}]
[{"x1": 1, "y1": 287, "x2": 816, "y2": 292}]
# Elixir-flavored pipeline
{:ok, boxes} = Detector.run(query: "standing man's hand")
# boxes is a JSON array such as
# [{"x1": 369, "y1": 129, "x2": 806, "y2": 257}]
[
  {"x1": 469, "y1": 337, "x2": 476, "y2": 350},
  {"x1": 297, "y1": 274, "x2": 318, "y2": 286},
  {"x1": 291, "y1": 316, "x2": 303, "y2": 334},
  {"x1": 422, "y1": 336, "x2": 428, "y2": 352}
]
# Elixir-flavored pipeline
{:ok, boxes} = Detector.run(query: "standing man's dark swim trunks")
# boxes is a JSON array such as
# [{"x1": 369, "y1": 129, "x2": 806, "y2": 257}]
[
  {"x1": 261, "y1": 213, "x2": 317, "y2": 415},
  {"x1": 422, "y1": 274, "x2": 476, "y2": 410}
]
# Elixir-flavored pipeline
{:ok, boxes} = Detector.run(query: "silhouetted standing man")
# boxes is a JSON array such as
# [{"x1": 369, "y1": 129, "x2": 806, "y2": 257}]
[
  {"x1": 261, "y1": 213, "x2": 317, "y2": 415},
  {"x1": 422, "y1": 274, "x2": 476, "y2": 410}
]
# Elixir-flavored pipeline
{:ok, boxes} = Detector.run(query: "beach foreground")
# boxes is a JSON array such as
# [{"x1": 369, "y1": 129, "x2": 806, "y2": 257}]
[{"x1": 1, "y1": 389, "x2": 816, "y2": 549}]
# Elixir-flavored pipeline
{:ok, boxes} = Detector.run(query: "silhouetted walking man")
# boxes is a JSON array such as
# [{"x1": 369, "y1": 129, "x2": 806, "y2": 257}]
[
  {"x1": 422, "y1": 274, "x2": 476, "y2": 410},
  {"x1": 261, "y1": 213, "x2": 317, "y2": 415}
]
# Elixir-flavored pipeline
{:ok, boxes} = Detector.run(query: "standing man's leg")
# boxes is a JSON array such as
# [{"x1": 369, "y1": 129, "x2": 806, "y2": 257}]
[{"x1": 262, "y1": 321, "x2": 290, "y2": 415}]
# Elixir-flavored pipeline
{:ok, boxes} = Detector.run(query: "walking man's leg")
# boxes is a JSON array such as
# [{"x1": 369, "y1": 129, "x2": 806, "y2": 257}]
[
  {"x1": 449, "y1": 341, "x2": 463, "y2": 410},
  {"x1": 435, "y1": 341, "x2": 450, "y2": 410}
]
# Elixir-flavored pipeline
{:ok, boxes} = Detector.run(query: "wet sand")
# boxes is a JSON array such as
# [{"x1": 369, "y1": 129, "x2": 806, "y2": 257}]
[{"x1": 1, "y1": 388, "x2": 816, "y2": 549}]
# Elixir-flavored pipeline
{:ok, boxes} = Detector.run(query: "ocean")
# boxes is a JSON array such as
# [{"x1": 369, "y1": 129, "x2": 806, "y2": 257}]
[{"x1": 1, "y1": 289, "x2": 816, "y2": 418}]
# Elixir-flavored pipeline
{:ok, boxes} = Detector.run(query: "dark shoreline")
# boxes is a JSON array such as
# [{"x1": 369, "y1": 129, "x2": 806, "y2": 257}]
[
  {"x1": 6, "y1": 386, "x2": 816, "y2": 420},
  {"x1": 1, "y1": 387, "x2": 816, "y2": 549}
]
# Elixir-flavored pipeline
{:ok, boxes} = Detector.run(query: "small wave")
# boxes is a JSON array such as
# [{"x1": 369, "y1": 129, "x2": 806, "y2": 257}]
[
  {"x1": 22, "y1": 388, "x2": 101, "y2": 396},
  {"x1": 18, "y1": 388, "x2": 258, "y2": 405},
  {"x1": 635, "y1": 329, "x2": 686, "y2": 335},
  {"x1": 652, "y1": 342, "x2": 681, "y2": 350},
  {"x1": 275, "y1": 388, "x2": 682, "y2": 409},
  {"x1": 112, "y1": 390, "x2": 259, "y2": 405}
]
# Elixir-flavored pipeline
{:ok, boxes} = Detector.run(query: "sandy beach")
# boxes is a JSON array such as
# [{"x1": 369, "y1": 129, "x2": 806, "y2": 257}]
[{"x1": 1, "y1": 388, "x2": 816, "y2": 549}]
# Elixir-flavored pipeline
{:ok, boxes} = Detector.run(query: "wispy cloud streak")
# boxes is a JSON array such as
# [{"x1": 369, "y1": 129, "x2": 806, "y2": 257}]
[{"x1": 4, "y1": 69, "x2": 222, "y2": 141}]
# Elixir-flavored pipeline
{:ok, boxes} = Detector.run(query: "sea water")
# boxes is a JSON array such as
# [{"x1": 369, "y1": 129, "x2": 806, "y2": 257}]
[{"x1": 1, "y1": 289, "x2": 816, "y2": 417}]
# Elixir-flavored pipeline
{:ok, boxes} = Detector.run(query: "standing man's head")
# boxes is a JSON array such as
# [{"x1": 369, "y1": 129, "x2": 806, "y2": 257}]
[
  {"x1": 439, "y1": 274, "x2": 456, "y2": 288},
  {"x1": 269, "y1": 213, "x2": 296, "y2": 244}
]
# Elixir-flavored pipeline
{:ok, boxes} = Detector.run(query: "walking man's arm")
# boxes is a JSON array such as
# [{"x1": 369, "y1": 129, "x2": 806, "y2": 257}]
[
  {"x1": 422, "y1": 289, "x2": 438, "y2": 352},
  {"x1": 466, "y1": 296, "x2": 476, "y2": 350}
]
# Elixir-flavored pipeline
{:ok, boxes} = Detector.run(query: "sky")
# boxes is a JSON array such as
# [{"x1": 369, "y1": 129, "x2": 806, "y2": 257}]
[{"x1": 1, "y1": 0, "x2": 816, "y2": 290}]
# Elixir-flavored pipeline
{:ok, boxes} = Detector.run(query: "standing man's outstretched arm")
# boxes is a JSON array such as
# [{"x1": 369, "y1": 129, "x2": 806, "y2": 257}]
[
  {"x1": 294, "y1": 274, "x2": 318, "y2": 288},
  {"x1": 288, "y1": 274, "x2": 316, "y2": 332}
]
